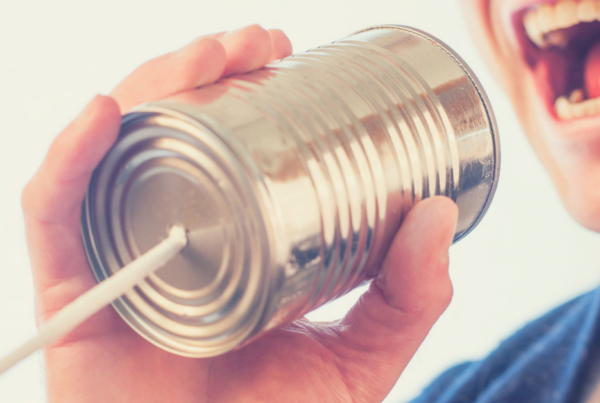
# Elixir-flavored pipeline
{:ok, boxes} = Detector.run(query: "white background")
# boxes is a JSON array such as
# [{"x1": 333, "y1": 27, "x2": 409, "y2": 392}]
[{"x1": 1, "y1": 0, "x2": 600, "y2": 402}]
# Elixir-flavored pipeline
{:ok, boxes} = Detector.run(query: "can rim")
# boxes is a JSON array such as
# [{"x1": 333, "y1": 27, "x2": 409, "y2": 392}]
[
  {"x1": 351, "y1": 25, "x2": 502, "y2": 243},
  {"x1": 81, "y1": 108, "x2": 275, "y2": 357}
]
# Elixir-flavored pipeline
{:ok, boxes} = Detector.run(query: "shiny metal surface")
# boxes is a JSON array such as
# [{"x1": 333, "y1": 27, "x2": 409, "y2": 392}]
[{"x1": 82, "y1": 25, "x2": 500, "y2": 357}]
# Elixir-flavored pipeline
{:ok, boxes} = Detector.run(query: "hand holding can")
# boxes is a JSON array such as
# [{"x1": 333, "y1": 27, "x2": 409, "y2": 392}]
[
  {"x1": 82, "y1": 25, "x2": 499, "y2": 358},
  {"x1": 23, "y1": 25, "x2": 465, "y2": 403}
]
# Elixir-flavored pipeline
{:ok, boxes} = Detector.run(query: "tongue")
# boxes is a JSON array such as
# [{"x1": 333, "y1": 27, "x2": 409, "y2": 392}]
[{"x1": 584, "y1": 40, "x2": 600, "y2": 99}]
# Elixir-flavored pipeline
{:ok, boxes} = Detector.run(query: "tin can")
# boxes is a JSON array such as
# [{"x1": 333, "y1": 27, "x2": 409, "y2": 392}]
[{"x1": 82, "y1": 25, "x2": 500, "y2": 357}]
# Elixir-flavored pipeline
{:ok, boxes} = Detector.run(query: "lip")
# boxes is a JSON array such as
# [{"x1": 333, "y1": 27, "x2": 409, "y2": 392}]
[{"x1": 501, "y1": 0, "x2": 600, "y2": 142}]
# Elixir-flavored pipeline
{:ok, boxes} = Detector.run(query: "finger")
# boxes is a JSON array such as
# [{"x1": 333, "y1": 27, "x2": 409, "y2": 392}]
[
  {"x1": 111, "y1": 37, "x2": 227, "y2": 112},
  {"x1": 22, "y1": 96, "x2": 121, "y2": 307},
  {"x1": 267, "y1": 28, "x2": 293, "y2": 61},
  {"x1": 323, "y1": 196, "x2": 458, "y2": 400},
  {"x1": 375, "y1": 197, "x2": 457, "y2": 319},
  {"x1": 213, "y1": 24, "x2": 274, "y2": 76},
  {"x1": 111, "y1": 25, "x2": 280, "y2": 113},
  {"x1": 22, "y1": 95, "x2": 121, "y2": 226},
  {"x1": 167, "y1": 28, "x2": 292, "y2": 106}
]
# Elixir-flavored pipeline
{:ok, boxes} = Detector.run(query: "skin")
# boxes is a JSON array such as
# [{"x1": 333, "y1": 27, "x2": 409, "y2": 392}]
[
  {"x1": 458, "y1": 0, "x2": 600, "y2": 232},
  {"x1": 22, "y1": 24, "x2": 459, "y2": 402}
]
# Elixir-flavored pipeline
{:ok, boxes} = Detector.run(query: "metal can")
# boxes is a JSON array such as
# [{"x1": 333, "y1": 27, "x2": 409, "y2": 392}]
[{"x1": 82, "y1": 25, "x2": 500, "y2": 357}]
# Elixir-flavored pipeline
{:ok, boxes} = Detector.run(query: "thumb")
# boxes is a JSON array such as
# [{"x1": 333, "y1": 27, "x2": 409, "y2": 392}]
[
  {"x1": 23, "y1": 95, "x2": 121, "y2": 226},
  {"x1": 326, "y1": 196, "x2": 458, "y2": 401},
  {"x1": 22, "y1": 95, "x2": 122, "y2": 321}
]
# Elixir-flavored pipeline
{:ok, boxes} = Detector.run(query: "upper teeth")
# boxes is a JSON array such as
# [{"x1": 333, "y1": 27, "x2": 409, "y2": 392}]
[{"x1": 524, "y1": 1, "x2": 600, "y2": 47}]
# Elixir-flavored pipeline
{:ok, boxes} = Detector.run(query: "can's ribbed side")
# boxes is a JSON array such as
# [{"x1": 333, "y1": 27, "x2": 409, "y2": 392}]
[{"x1": 184, "y1": 38, "x2": 462, "y2": 329}]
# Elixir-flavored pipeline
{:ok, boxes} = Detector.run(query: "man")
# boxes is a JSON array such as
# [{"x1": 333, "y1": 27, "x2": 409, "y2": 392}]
[
  {"x1": 20, "y1": 2, "x2": 600, "y2": 401},
  {"x1": 413, "y1": 1, "x2": 600, "y2": 402}
]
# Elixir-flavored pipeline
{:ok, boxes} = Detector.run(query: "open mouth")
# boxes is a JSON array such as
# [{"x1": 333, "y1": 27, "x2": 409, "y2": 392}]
[{"x1": 517, "y1": 1, "x2": 600, "y2": 120}]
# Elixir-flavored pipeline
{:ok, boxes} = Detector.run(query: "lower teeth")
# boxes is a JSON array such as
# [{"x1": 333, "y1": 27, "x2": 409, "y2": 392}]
[
  {"x1": 555, "y1": 91, "x2": 600, "y2": 119},
  {"x1": 569, "y1": 89, "x2": 584, "y2": 103}
]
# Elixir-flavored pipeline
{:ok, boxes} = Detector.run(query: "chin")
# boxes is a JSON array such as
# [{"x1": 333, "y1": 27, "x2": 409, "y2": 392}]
[{"x1": 562, "y1": 165, "x2": 600, "y2": 233}]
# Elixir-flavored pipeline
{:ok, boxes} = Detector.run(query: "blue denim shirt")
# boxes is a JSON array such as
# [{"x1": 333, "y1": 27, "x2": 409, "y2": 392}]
[{"x1": 411, "y1": 287, "x2": 600, "y2": 403}]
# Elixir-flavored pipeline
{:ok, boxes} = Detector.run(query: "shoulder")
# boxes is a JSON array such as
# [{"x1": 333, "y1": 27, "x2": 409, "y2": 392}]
[{"x1": 411, "y1": 287, "x2": 600, "y2": 403}]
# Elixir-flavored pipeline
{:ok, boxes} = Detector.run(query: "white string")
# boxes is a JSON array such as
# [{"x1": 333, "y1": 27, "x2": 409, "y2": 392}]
[{"x1": 0, "y1": 225, "x2": 188, "y2": 376}]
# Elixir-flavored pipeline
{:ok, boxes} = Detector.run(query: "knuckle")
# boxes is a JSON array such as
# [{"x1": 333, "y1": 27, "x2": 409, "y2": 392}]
[
  {"x1": 244, "y1": 24, "x2": 269, "y2": 38},
  {"x1": 428, "y1": 260, "x2": 453, "y2": 310},
  {"x1": 439, "y1": 253, "x2": 450, "y2": 270},
  {"x1": 437, "y1": 281, "x2": 454, "y2": 310}
]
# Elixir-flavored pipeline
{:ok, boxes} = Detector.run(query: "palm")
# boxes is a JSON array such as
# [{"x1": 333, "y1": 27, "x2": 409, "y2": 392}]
[
  {"x1": 77, "y1": 320, "x2": 354, "y2": 402},
  {"x1": 45, "y1": 292, "x2": 388, "y2": 402},
  {"x1": 54, "y1": 320, "x2": 349, "y2": 401},
  {"x1": 22, "y1": 26, "x2": 457, "y2": 403}
]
